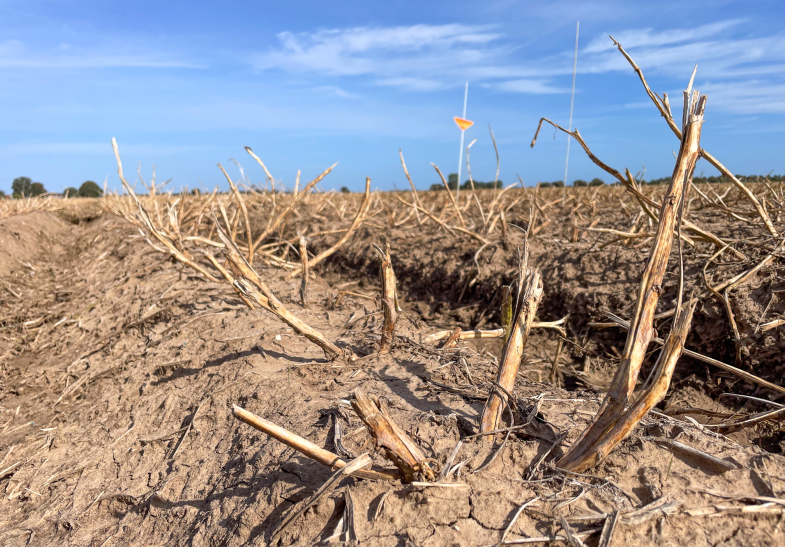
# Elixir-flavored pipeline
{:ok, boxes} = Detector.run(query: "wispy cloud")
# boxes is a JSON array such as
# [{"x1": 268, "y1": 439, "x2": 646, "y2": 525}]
[
  {"x1": 575, "y1": 21, "x2": 785, "y2": 114},
  {"x1": 312, "y1": 85, "x2": 359, "y2": 99},
  {"x1": 250, "y1": 19, "x2": 785, "y2": 111},
  {"x1": 0, "y1": 142, "x2": 215, "y2": 155},
  {"x1": 252, "y1": 24, "x2": 565, "y2": 94},
  {"x1": 0, "y1": 39, "x2": 204, "y2": 69},
  {"x1": 254, "y1": 24, "x2": 502, "y2": 76},
  {"x1": 490, "y1": 79, "x2": 569, "y2": 94},
  {"x1": 583, "y1": 20, "x2": 746, "y2": 53}
]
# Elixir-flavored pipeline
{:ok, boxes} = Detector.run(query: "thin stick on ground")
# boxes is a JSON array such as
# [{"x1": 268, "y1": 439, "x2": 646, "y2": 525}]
[
  {"x1": 232, "y1": 405, "x2": 397, "y2": 481},
  {"x1": 422, "y1": 319, "x2": 567, "y2": 343},
  {"x1": 213, "y1": 222, "x2": 348, "y2": 361},
  {"x1": 270, "y1": 453, "x2": 373, "y2": 541}
]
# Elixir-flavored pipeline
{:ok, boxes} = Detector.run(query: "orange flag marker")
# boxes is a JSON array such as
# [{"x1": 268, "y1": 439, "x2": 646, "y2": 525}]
[{"x1": 453, "y1": 117, "x2": 474, "y2": 131}]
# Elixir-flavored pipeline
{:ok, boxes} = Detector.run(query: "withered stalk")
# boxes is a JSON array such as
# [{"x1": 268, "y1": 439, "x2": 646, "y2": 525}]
[
  {"x1": 110, "y1": 138, "x2": 219, "y2": 283},
  {"x1": 289, "y1": 177, "x2": 372, "y2": 278},
  {"x1": 557, "y1": 85, "x2": 707, "y2": 472},
  {"x1": 423, "y1": 318, "x2": 567, "y2": 344},
  {"x1": 431, "y1": 163, "x2": 466, "y2": 228},
  {"x1": 232, "y1": 405, "x2": 396, "y2": 481},
  {"x1": 214, "y1": 222, "x2": 347, "y2": 361},
  {"x1": 299, "y1": 234, "x2": 308, "y2": 307},
  {"x1": 245, "y1": 154, "x2": 337, "y2": 253},
  {"x1": 609, "y1": 36, "x2": 777, "y2": 236},
  {"x1": 574, "y1": 301, "x2": 696, "y2": 471},
  {"x1": 595, "y1": 312, "x2": 785, "y2": 396},
  {"x1": 530, "y1": 119, "x2": 739, "y2": 259},
  {"x1": 398, "y1": 149, "x2": 421, "y2": 224},
  {"x1": 377, "y1": 244, "x2": 398, "y2": 354},
  {"x1": 217, "y1": 163, "x2": 254, "y2": 265},
  {"x1": 351, "y1": 389, "x2": 435, "y2": 483},
  {"x1": 480, "y1": 241, "x2": 543, "y2": 436},
  {"x1": 441, "y1": 327, "x2": 462, "y2": 349}
]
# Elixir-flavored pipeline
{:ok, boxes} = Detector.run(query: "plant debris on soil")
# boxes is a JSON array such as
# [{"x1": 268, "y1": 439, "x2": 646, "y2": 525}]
[
  {"x1": 1, "y1": 178, "x2": 784, "y2": 547},
  {"x1": 2, "y1": 45, "x2": 785, "y2": 547}
]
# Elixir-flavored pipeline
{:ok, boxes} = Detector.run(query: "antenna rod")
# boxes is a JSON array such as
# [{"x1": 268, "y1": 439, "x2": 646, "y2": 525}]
[
  {"x1": 564, "y1": 21, "x2": 579, "y2": 190},
  {"x1": 456, "y1": 82, "x2": 468, "y2": 200}
]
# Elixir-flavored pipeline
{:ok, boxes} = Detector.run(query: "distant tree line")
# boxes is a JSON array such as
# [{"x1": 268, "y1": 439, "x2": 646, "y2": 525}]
[
  {"x1": 639, "y1": 173, "x2": 784, "y2": 185},
  {"x1": 3, "y1": 177, "x2": 103, "y2": 199},
  {"x1": 430, "y1": 173, "x2": 502, "y2": 191},
  {"x1": 441, "y1": 173, "x2": 784, "y2": 190}
]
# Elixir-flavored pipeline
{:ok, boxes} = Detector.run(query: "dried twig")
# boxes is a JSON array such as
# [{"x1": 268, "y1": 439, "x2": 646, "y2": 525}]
[
  {"x1": 289, "y1": 176, "x2": 372, "y2": 277},
  {"x1": 609, "y1": 36, "x2": 777, "y2": 236},
  {"x1": 232, "y1": 405, "x2": 397, "y2": 481},
  {"x1": 431, "y1": 163, "x2": 466, "y2": 229},
  {"x1": 270, "y1": 453, "x2": 372, "y2": 541}
]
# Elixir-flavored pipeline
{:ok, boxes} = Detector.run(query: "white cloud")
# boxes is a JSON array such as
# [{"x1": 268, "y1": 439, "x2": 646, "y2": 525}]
[
  {"x1": 255, "y1": 24, "x2": 502, "y2": 76},
  {"x1": 252, "y1": 24, "x2": 563, "y2": 94},
  {"x1": 576, "y1": 21, "x2": 785, "y2": 114},
  {"x1": 700, "y1": 80, "x2": 785, "y2": 114},
  {"x1": 583, "y1": 20, "x2": 745, "y2": 53},
  {"x1": 249, "y1": 19, "x2": 785, "y2": 113},
  {"x1": 374, "y1": 77, "x2": 444, "y2": 92},
  {"x1": 0, "y1": 142, "x2": 215, "y2": 155},
  {"x1": 493, "y1": 79, "x2": 569, "y2": 94},
  {"x1": 312, "y1": 85, "x2": 359, "y2": 99},
  {"x1": 0, "y1": 39, "x2": 204, "y2": 69}
]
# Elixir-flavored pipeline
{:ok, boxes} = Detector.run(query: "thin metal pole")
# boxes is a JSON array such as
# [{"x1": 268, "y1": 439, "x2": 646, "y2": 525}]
[
  {"x1": 564, "y1": 21, "x2": 579, "y2": 189},
  {"x1": 457, "y1": 82, "x2": 468, "y2": 200}
]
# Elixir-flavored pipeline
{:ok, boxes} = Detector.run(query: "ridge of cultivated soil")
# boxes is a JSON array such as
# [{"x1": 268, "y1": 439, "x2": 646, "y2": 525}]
[{"x1": 1, "y1": 199, "x2": 784, "y2": 546}]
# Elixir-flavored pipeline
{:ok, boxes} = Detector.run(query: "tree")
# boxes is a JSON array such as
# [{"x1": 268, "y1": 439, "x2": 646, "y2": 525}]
[
  {"x1": 447, "y1": 173, "x2": 458, "y2": 190},
  {"x1": 551, "y1": 180, "x2": 565, "y2": 188},
  {"x1": 12, "y1": 176, "x2": 32, "y2": 197},
  {"x1": 573, "y1": 179, "x2": 588, "y2": 187},
  {"x1": 0, "y1": 190, "x2": 5, "y2": 198},
  {"x1": 340, "y1": 186, "x2": 351, "y2": 193},
  {"x1": 30, "y1": 182, "x2": 46, "y2": 196},
  {"x1": 63, "y1": 187, "x2": 79, "y2": 198},
  {"x1": 79, "y1": 180, "x2": 103, "y2": 197},
  {"x1": 589, "y1": 178, "x2": 605, "y2": 187}
]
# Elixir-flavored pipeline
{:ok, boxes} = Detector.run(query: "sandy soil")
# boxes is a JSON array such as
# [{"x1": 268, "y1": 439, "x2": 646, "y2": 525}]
[{"x1": 1, "y1": 191, "x2": 784, "y2": 546}]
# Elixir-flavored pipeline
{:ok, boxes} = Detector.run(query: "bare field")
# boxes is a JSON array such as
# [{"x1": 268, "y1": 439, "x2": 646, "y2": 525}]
[{"x1": 0, "y1": 181, "x2": 784, "y2": 546}]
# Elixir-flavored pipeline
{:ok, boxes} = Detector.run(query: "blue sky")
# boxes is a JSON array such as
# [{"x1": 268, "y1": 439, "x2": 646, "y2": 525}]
[{"x1": 1, "y1": 0, "x2": 784, "y2": 193}]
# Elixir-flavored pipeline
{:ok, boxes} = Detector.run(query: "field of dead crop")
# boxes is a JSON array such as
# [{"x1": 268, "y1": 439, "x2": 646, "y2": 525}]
[
  {"x1": 1, "y1": 164, "x2": 784, "y2": 546},
  {"x1": 1, "y1": 46, "x2": 785, "y2": 547}
]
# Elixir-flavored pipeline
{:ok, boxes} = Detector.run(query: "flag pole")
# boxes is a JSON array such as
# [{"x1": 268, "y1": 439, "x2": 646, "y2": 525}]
[
  {"x1": 456, "y1": 82, "x2": 468, "y2": 200},
  {"x1": 564, "y1": 21, "x2": 579, "y2": 193}
]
